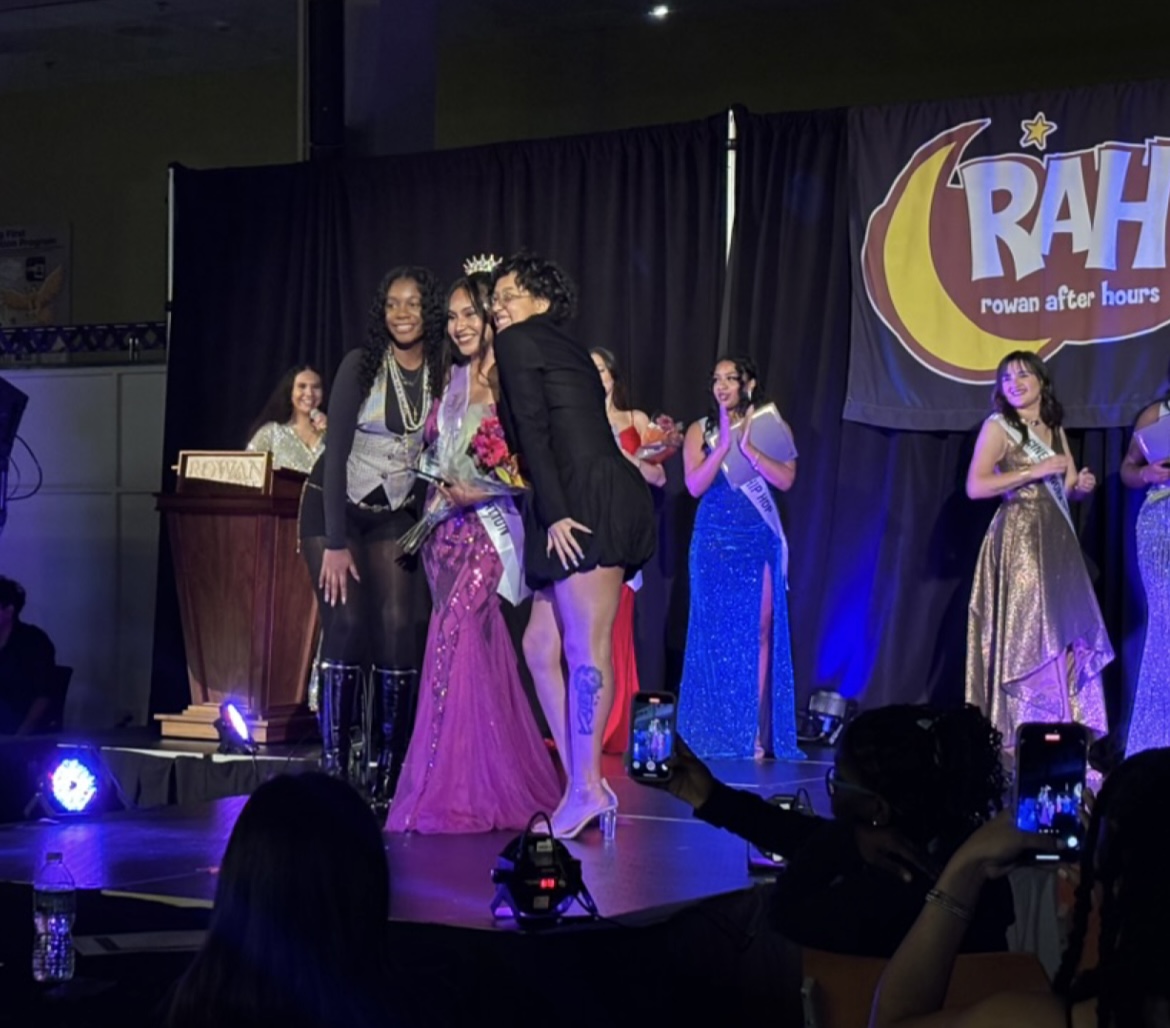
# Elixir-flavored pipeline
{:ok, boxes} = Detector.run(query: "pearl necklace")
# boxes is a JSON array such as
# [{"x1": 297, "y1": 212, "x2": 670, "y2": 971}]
[{"x1": 387, "y1": 354, "x2": 429, "y2": 433}]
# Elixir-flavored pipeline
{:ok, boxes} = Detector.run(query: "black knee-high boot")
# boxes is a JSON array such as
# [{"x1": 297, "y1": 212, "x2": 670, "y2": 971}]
[
  {"x1": 371, "y1": 667, "x2": 418, "y2": 805},
  {"x1": 318, "y1": 662, "x2": 362, "y2": 780}
]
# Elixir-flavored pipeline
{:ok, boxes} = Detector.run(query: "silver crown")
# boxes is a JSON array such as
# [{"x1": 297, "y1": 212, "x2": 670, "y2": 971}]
[{"x1": 462, "y1": 253, "x2": 502, "y2": 275}]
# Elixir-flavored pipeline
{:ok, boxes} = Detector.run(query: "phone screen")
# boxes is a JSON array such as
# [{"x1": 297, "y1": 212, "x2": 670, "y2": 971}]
[
  {"x1": 1014, "y1": 723, "x2": 1088, "y2": 862},
  {"x1": 627, "y1": 693, "x2": 676, "y2": 783}
]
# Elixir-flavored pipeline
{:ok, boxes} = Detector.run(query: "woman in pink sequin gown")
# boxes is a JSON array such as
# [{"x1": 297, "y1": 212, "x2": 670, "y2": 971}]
[{"x1": 386, "y1": 268, "x2": 561, "y2": 834}]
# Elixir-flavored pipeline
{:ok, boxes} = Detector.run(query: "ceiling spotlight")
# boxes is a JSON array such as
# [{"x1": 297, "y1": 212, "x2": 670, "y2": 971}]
[{"x1": 649, "y1": 5, "x2": 670, "y2": 19}]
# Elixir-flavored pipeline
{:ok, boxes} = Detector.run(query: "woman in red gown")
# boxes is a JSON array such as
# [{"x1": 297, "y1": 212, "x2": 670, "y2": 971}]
[{"x1": 590, "y1": 348, "x2": 665, "y2": 754}]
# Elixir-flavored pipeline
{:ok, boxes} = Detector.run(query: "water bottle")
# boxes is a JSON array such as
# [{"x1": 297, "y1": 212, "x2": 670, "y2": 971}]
[{"x1": 32, "y1": 852, "x2": 76, "y2": 983}]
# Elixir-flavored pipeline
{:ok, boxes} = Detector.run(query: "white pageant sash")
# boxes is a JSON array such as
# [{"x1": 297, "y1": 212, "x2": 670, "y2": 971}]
[
  {"x1": 739, "y1": 474, "x2": 790, "y2": 582},
  {"x1": 437, "y1": 365, "x2": 530, "y2": 604},
  {"x1": 992, "y1": 414, "x2": 1074, "y2": 531},
  {"x1": 477, "y1": 499, "x2": 529, "y2": 605}
]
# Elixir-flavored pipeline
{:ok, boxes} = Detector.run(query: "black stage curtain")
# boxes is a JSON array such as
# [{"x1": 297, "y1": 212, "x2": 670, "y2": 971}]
[
  {"x1": 727, "y1": 109, "x2": 1146, "y2": 745},
  {"x1": 153, "y1": 117, "x2": 728, "y2": 715}
]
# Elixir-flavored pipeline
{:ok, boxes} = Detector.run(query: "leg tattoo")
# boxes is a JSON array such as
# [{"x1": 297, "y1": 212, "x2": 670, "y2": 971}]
[{"x1": 573, "y1": 665, "x2": 603, "y2": 735}]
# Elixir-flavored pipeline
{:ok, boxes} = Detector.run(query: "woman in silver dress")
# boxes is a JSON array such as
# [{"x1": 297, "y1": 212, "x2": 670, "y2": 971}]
[
  {"x1": 246, "y1": 364, "x2": 328, "y2": 473},
  {"x1": 1120, "y1": 392, "x2": 1170, "y2": 756}
]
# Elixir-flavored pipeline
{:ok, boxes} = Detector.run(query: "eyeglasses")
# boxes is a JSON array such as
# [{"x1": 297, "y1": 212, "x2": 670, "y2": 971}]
[
  {"x1": 825, "y1": 766, "x2": 878, "y2": 799},
  {"x1": 489, "y1": 290, "x2": 530, "y2": 309}
]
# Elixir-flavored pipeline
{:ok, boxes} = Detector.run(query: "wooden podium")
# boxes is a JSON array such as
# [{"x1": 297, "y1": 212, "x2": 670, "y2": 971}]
[{"x1": 155, "y1": 451, "x2": 319, "y2": 744}]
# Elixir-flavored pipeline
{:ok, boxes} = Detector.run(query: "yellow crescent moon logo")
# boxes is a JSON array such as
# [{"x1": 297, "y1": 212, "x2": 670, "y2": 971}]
[{"x1": 863, "y1": 120, "x2": 1050, "y2": 383}]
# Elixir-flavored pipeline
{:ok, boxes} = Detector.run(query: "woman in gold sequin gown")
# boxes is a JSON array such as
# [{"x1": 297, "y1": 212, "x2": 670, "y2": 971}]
[{"x1": 965, "y1": 352, "x2": 1111, "y2": 748}]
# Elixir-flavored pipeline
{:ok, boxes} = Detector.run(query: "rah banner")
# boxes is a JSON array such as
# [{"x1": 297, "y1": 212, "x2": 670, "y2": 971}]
[{"x1": 846, "y1": 80, "x2": 1170, "y2": 430}]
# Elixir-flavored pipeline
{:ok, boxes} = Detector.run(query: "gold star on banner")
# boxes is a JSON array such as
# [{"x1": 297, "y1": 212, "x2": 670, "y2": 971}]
[{"x1": 1020, "y1": 112, "x2": 1058, "y2": 152}]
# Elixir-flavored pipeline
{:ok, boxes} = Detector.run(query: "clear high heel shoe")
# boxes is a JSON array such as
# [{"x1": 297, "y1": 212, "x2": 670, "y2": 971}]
[
  {"x1": 553, "y1": 803, "x2": 617, "y2": 841},
  {"x1": 550, "y1": 788, "x2": 618, "y2": 841}
]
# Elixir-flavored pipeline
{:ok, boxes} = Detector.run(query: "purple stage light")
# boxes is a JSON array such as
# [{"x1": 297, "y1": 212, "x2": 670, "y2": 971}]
[
  {"x1": 215, "y1": 701, "x2": 257, "y2": 755},
  {"x1": 223, "y1": 702, "x2": 251, "y2": 743}
]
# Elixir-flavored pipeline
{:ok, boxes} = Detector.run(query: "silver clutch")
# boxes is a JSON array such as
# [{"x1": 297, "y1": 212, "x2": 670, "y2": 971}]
[{"x1": 1135, "y1": 415, "x2": 1170, "y2": 465}]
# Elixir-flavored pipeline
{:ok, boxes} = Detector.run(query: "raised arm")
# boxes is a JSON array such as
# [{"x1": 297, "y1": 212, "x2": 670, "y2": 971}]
[
  {"x1": 1121, "y1": 402, "x2": 1170, "y2": 490},
  {"x1": 738, "y1": 408, "x2": 796, "y2": 492},
  {"x1": 869, "y1": 814, "x2": 1064, "y2": 1028},
  {"x1": 965, "y1": 418, "x2": 1068, "y2": 500},
  {"x1": 629, "y1": 410, "x2": 667, "y2": 487},
  {"x1": 493, "y1": 325, "x2": 571, "y2": 527},
  {"x1": 683, "y1": 417, "x2": 730, "y2": 498}
]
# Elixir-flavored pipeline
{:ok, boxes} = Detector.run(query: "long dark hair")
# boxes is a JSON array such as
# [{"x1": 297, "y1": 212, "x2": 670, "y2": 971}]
[
  {"x1": 164, "y1": 773, "x2": 392, "y2": 1028},
  {"x1": 589, "y1": 346, "x2": 631, "y2": 412},
  {"x1": 1053, "y1": 747, "x2": 1170, "y2": 1028},
  {"x1": 837, "y1": 704, "x2": 1006, "y2": 857},
  {"x1": 704, "y1": 353, "x2": 763, "y2": 435},
  {"x1": 447, "y1": 272, "x2": 494, "y2": 366},
  {"x1": 246, "y1": 364, "x2": 324, "y2": 441},
  {"x1": 358, "y1": 266, "x2": 447, "y2": 406},
  {"x1": 492, "y1": 251, "x2": 578, "y2": 323},
  {"x1": 993, "y1": 350, "x2": 1063, "y2": 444}
]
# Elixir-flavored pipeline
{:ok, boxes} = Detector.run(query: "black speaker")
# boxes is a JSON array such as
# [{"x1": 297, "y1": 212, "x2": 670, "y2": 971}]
[
  {"x1": 304, "y1": 0, "x2": 345, "y2": 159},
  {"x1": 0, "y1": 376, "x2": 27, "y2": 463}
]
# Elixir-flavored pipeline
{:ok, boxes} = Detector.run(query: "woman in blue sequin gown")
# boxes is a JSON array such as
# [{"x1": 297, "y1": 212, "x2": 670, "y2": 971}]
[
  {"x1": 1121, "y1": 396, "x2": 1170, "y2": 757},
  {"x1": 677, "y1": 356, "x2": 805, "y2": 761}
]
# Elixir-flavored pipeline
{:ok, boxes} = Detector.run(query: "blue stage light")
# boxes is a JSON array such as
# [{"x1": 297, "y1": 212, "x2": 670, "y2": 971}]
[{"x1": 47, "y1": 757, "x2": 98, "y2": 813}]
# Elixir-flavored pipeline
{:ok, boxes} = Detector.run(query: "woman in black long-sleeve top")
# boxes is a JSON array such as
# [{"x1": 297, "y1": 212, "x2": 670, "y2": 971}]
[
  {"x1": 490, "y1": 253, "x2": 655, "y2": 839},
  {"x1": 299, "y1": 266, "x2": 446, "y2": 806}
]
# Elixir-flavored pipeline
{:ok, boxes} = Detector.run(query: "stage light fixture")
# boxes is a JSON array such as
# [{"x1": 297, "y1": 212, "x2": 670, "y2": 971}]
[
  {"x1": 490, "y1": 813, "x2": 599, "y2": 928},
  {"x1": 796, "y1": 689, "x2": 855, "y2": 747},
  {"x1": 214, "y1": 701, "x2": 257, "y2": 755},
  {"x1": 25, "y1": 746, "x2": 124, "y2": 820},
  {"x1": 649, "y1": 4, "x2": 670, "y2": 18},
  {"x1": 48, "y1": 758, "x2": 98, "y2": 813}
]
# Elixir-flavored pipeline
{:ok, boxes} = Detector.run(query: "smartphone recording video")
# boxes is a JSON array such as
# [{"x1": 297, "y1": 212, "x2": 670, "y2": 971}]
[
  {"x1": 627, "y1": 692, "x2": 676, "y2": 783},
  {"x1": 1014, "y1": 722, "x2": 1088, "y2": 863}
]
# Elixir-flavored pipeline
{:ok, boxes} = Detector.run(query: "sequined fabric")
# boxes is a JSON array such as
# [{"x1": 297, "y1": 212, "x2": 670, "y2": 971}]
[
  {"x1": 1124, "y1": 488, "x2": 1170, "y2": 756},
  {"x1": 246, "y1": 421, "x2": 324, "y2": 474},
  {"x1": 385, "y1": 410, "x2": 560, "y2": 834},
  {"x1": 677, "y1": 475, "x2": 803, "y2": 760},
  {"x1": 966, "y1": 435, "x2": 1112, "y2": 744}
]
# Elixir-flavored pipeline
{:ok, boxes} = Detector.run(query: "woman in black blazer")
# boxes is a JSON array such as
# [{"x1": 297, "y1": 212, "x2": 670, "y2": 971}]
[{"x1": 490, "y1": 253, "x2": 655, "y2": 838}]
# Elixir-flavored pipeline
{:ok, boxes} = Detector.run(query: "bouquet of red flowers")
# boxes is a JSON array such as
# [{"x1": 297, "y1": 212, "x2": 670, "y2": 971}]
[
  {"x1": 468, "y1": 414, "x2": 526, "y2": 489},
  {"x1": 398, "y1": 412, "x2": 527, "y2": 554}
]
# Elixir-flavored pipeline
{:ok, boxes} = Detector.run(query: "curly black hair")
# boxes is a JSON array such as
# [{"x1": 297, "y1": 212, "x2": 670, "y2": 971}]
[
  {"x1": 837, "y1": 703, "x2": 1007, "y2": 857},
  {"x1": 358, "y1": 266, "x2": 447, "y2": 406},
  {"x1": 703, "y1": 353, "x2": 767, "y2": 443},
  {"x1": 246, "y1": 363, "x2": 325, "y2": 442},
  {"x1": 992, "y1": 350, "x2": 1064, "y2": 444},
  {"x1": 1053, "y1": 747, "x2": 1170, "y2": 1027},
  {"x1": 492, "y1": 251, "x2": 578, "y2": 323}
]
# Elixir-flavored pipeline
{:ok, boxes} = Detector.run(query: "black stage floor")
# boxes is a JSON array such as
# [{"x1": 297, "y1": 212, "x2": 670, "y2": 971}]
[
  {"x1": 0, "y1": 748, "x2": 833, "y2": 1027},
  {"x1": 0, "y1": 751, "x2": 832, "y2": 928}
]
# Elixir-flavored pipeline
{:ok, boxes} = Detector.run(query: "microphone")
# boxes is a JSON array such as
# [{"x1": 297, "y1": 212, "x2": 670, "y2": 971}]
[{"x1": 309, "y1": 407, "x2": 323, "y2": 427}]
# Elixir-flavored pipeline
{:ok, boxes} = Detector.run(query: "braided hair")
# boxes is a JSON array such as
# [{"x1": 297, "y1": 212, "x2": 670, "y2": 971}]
[
  {"x1": 837, "y1": 704, "x2": 1007, "y2": 857},
  {"x1": 1053, "y1": 747, "x2": 1170, "y2": 1028},
  {"x1": 992, "y1": 350, "x2": 1064, "y2": 445},
  {"x1": 357, "y1": 266, "x2": 446, "y2": 406}
]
